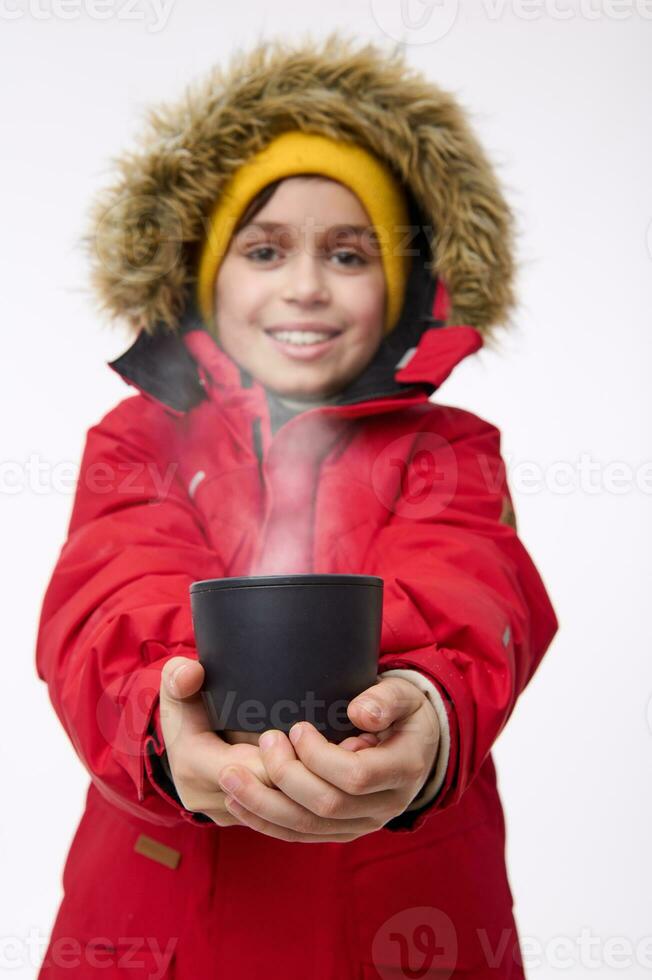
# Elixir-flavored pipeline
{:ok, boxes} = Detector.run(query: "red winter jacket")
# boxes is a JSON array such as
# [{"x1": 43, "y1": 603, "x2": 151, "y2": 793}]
[{"x1": 36, "y1": 281, "x2": 558, "y2": 978}]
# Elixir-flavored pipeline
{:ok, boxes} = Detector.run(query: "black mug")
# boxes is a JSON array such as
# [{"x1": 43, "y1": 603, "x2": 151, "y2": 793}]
[{"x1": 189, "y1": 573, "x2": 383, "y2": 744}]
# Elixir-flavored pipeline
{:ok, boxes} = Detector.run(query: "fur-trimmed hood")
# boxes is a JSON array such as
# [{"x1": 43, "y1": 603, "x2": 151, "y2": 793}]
[{"x1": 83, "y1": 31, "x2": 516, "y2": 344}]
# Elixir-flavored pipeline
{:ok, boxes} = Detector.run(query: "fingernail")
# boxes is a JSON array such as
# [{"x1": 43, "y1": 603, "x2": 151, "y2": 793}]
[
  {"x1": 169, "y1": 664, "x2": 189, "y2": 694},
  {"x1": 357, "y1": 700, "x2": 382, "y2": 720},
  {"x1": 289, "y1": 724, "x2": 304, "y2": 744},
  {"x1": 259, "y1": 731, "x2": 278, "y2": 751},
  {"x1": 220, "y1": 768, "x2": 242, "y2": 793},
  {"x1": 360, "y1": 732, "x2": 378, "y2": 744}
]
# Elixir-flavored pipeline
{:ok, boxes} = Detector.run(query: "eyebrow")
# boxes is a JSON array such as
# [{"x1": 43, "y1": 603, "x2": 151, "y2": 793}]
[{"x1": 243, "y1": 221, "x2": 375, "y2": 237}]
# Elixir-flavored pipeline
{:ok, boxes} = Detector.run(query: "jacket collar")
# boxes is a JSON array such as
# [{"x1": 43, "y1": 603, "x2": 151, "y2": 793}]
[{"x1": 107, "y1": 270, "x2": 483, "y2": 417}]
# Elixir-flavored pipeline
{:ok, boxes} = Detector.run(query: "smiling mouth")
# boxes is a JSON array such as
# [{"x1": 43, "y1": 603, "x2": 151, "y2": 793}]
[
  {"x1": 264, "y1": 326, "x2": 343, "y2": 347},
  {"x1": 263, "y1": 327, "x2": 343, "y2": 362}
]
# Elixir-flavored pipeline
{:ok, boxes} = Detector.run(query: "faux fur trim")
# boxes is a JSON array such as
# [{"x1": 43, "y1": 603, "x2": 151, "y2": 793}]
[{"x1": 82, "y1": 31, "x2": 516, "y2": 341}]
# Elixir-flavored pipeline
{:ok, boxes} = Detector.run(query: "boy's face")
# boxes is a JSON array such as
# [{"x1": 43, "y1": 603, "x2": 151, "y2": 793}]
[{"x1": 212, "y1": 177, "x2": 387, "y2": 401}]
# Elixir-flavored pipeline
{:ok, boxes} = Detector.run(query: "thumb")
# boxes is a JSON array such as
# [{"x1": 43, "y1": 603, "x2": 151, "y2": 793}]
[
  {"x1": 159, "y1": 657, "x2": 212, "y2": 750},
  {"x1": 161, "y1": 657, "x2": 204, "y2": 700},
  {"x1": 347, "y1": 676, "x2": 422, "y2": 731}
]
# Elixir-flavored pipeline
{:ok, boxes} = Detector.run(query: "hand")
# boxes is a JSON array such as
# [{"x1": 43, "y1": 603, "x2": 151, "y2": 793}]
[
  {"x1": 221, "y1": 729, "x2": 379, "y2": 750},
  {"x1": 159, "y1": 657, "x2": 378, "y2": 828},
  {"x1": 217, "y1": 676, "x2": 440, "y2": 843}
]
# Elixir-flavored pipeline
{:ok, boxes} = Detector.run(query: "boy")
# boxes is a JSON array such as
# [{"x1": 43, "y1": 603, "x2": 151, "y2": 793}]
[{"x1": 37, "y1": 32, "x2": 558, "y2": 979}]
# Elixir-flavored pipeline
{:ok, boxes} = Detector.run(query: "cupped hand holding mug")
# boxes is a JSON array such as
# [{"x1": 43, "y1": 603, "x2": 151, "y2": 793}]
[{"x1": 159, "y1": 656, "x2": 379, "y2": 829}]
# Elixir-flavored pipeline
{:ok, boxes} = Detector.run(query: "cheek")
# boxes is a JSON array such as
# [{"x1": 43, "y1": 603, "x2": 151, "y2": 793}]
[
  {"x1": 350, "y1": 287, "x2": 385, "y2": 347},
  {"x1": 341, "y1": 323, "x2": 384, "y2": 378},
  {"x1": 346, "y1": 273, "x2": 386, "y2": 327},
  {"x1": 214, "y1": 272, "x2": 265, "y2": 344}
]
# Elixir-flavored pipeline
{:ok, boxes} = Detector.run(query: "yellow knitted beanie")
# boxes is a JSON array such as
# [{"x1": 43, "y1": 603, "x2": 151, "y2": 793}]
[{"x1": 196, "y1": 130, "x2": 412, "y2": 335}]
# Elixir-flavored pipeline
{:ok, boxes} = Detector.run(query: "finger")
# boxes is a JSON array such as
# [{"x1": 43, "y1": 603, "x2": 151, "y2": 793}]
[
  {"x1": 158, "y1": 661, "x2": 278, "y2": 798},
  {"x1": 220, "y1": 767, "x2": 377, "y2": 837},
  {"x1": 162, "y1": 657, "x2": 204, "y2": 699},
  {"x1": 287, "y1": 718, "x2": 424, "y2": 796},
  {"x1": 220, "y1": 752, "x2": 382, "y2": 834},
  {"x1": 171, "y1": 783, "x2": 241, "y2": 827},
  {"x1": 181, "y1": 787, "x2": 232, "y2": 817},
  {"x1": 220, "y1": 742, "x2": 277, "y2": 789},
  {"x1": 165, "y1": 727, "x2": 274, "y2": 795},
  {"x1": 223, "y1": 798, "x2": 362, "y2": 843},
  {"x1": 196, "y1": 804, "x2": 247, "y2": 828},
  {"x1": 358, "y1": 732, "x2": 380, "y2": 745},
  {"x1": 346, "y1": 676, "x2": 426, "y2": 733},
  {"x1": 159, "y1": 657, "x2": 211, "y2": 747},
  {"x1": 158, "y1": 665, "x2": 274, "y2": 791},
  {"x1": 257, "y1": 730, "x2": 396, "y2": 822},
  {"x1": 220, "y1": 772, "x2": 378, "y2": 839},
  {"x1": 197, "y1": 739, "x2": 279, "y2": 792},
  {"x1": 339, "y1": 732, "x2": 379, "y2": 751}
]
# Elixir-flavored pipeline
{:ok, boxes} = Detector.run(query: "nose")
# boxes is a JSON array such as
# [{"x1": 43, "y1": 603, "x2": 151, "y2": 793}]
[{"x1": 281, "y1": 247, "x2": 331, "y2": 307}]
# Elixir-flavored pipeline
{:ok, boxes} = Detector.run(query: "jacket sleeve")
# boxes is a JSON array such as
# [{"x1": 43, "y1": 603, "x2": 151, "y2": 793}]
[
  {"x1": 367, "y1": 407, "x2": 559, "y2": 833},
  {"x1": 35, "y1": 393, "x2": 222, "y2": 828}
]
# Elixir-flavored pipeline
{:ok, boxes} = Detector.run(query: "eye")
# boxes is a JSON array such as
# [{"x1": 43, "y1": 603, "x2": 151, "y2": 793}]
[
  {"x1": 246, "y1": 245, "x2": 279, "y2": 263},
  {"x1": 244, "y1": 245, "x2": 367, "y2": 266},
  {"x1": 330, "y1": 249, "x2": 366, "y2": 267}
]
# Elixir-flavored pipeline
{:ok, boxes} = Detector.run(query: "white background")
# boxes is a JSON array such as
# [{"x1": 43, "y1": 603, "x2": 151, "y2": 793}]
[{"x1": 1, "y1": 2, "x2": 651, "y2": 977}]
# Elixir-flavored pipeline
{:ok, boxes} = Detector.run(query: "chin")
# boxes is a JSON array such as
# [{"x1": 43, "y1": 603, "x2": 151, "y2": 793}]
[
  {"x1": 280, "y1": 387, "x2": 331, "y2": 402},
  {"x1": 270, "y1": 374, "x2": 339, "y2": 401}
]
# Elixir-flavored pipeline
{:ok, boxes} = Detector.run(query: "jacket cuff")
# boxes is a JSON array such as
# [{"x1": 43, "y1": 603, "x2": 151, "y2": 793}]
[
  {"x1": 160, "y1": 746, "x2": 175, "y2": 784},
  {"x1": 376, "y1": 669, "x2": 450, "y2": 809}
]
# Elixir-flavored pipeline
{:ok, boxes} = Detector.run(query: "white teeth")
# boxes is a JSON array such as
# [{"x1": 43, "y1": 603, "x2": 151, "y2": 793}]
[{"x1": 269, "y1": 330, "x2": 336, "y2": 345}]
